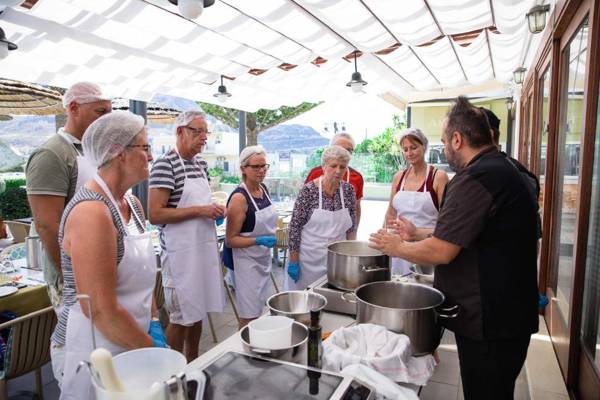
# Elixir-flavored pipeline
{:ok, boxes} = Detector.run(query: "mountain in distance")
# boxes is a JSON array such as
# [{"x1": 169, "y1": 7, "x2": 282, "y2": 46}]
[
  {"x1": 0, "y1": 139, "x2": 25, "y2": 170},
  {"x1": 258, "y1": 124, "x2": 328, "y2": 153}
]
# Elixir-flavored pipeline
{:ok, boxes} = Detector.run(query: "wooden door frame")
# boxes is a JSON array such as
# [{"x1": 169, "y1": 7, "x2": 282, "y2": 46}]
[
  {"x1": 571, "y1": 0, "x2": 600, "y2": 395},
  {"x1": 538, "y1": 0, "x2": 598, "y2": 392}
]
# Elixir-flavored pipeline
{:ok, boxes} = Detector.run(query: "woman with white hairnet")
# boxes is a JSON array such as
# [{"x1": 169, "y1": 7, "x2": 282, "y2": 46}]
[
  {"x1": 285, "y1": 146, "x2": 357, "y2": 290},
  {"x1": 224, "y1": 145, "x2": 277, "y2": 328},
  {"x1": 56, "y1": 111, "x2": 166, "y2": 400},
  {"x1": 383, "y1": 128, "x2": 449, "y2": 276}
]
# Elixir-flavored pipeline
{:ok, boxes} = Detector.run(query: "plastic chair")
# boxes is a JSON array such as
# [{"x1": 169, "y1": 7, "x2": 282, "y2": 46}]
[
  {"x1": 0, "y1": 243, "x2": 26, "y2": 260},
  {"x1": 211, "y1": 191, "x2": 228, "y2": 205},
  {"x1": 153, "y1": 270, "x2": 170, "y2": 329},
  {"x1": 274, "y1": 226, "x2": 289, "y2": 269},
  {"x1": 3, "y1": 221, "x2": 30, "y2": 244},
  {"x1": 0, "y1": 306, "x2": 57, "y2": 400}
]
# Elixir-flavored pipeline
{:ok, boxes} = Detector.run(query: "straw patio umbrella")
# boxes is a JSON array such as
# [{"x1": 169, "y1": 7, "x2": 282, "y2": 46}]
[
  {"x1": 111, "y1": 97, "x2": 180, "y2": 124},
  {"x1": 0, "y1": 78, "x2": 64, "y2": 116}
]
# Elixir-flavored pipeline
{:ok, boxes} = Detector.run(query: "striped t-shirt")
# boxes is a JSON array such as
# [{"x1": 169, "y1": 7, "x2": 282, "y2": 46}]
[
  {"x1": 51, "y1": 188, "x2": 145, "y2": 346},
  {"x1": 149, "y1": 149, "x2": 209, "y2": 209}
]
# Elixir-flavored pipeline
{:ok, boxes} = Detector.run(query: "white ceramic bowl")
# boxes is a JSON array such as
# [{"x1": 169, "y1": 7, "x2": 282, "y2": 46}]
[{"x1": 248, "y1": 315, "x2": 294, "y2": 349}]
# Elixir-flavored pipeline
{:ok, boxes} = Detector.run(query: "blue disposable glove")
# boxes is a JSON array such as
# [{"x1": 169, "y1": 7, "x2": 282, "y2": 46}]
[
  {"x1": 255, "y1": 235, "x2": 277, "y2": 248},
  {"x1": 215, "y1": 217, "x2": 225, "y2": 226},
  {"x1": 287, "y1": 262, "x2": 300, "y2": 283},
  {"x1": 538, "y1": 294, "x2": 549, "y2": 310},
  {"x1": 148, "y1": 320, "x2": 167, "y2": 348}
]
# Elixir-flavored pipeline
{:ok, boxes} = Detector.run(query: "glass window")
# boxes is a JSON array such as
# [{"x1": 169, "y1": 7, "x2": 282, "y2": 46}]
[
  {"x1": 552, "y1": 18, "x2": 588, "y2": 322},
  {"x1": 538, "y1": 66, "x2": 551, "y2": 214},
  {"x1": 581, "y1": 67, "x2": 600, "y2": 370}
]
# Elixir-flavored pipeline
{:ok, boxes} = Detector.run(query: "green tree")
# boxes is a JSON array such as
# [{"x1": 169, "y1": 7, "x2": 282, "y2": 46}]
[
  {"x1": 303, "y1": 147, "x2": 325, "y2": 176},
  {"x1": 198, "y1": 102, "x2": 321, "y2": 146},
  {"x1": 354, "y1": 114, "x2": 407, "y2": 183}
]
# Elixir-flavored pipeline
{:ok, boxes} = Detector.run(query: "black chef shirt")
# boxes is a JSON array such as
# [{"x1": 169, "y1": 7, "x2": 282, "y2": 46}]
[{"x1": 433, "y1": 147, "x2": 539, "y2": 340}]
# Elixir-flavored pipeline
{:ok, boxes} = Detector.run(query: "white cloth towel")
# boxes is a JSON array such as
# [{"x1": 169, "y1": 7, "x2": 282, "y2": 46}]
[
  {"x1": 341, "y1": 364, "x2": 419, "y2": 400},
  {"x1": 323, "y1": 323, "x2": 436, "y2": 386}
]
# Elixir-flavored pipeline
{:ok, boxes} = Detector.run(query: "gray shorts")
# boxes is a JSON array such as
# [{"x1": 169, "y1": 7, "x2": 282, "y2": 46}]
[{"x1": 164, "y1": 287, "x2": 194, "y2": 327}]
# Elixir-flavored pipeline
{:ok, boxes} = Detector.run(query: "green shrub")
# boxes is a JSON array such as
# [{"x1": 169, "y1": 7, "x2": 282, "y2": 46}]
[
  {"x1": 221, "y1": 175, "x2": 240, "y2": 184},
  {"x1": 5, "y1": 178, "x2": 26, "y2": 190},
  {"x1": 208, "y1": 167, "x2": 224, "y2": 177},
  {"x1": 0, "y1": 187, "x2": 31, "y2": 220}
]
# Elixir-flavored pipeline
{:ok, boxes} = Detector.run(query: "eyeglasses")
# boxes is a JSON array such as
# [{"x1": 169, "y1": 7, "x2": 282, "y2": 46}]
[
  {"x1": 127, "y1": 144, "x2": 152, "y2": 154},
  {"x1": 246, "y1": 163, "x2": 270, "y2": 170},
  {"x1": 184, "y1": 126, "x2": 211, "y2": 136}
]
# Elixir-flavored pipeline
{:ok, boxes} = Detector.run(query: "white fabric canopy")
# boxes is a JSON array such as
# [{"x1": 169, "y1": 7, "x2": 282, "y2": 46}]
[{"x1": 0, "y1": 0, "x2": 544, "y2": 111}]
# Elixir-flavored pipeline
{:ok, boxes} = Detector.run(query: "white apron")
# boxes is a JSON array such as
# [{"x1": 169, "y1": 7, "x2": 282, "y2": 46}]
[
  {"x1": 58, "y1": 129, "x2": 97, "y2": 192},
  {"x1": 284, "y1": 178, "x2": 353, "y2": 290},
  {"x1": 160, "y1": 152, "x2": 226, "y2": 325},
  {"x1": 232, "y1": 183, "x2": 278, "y2": 318},
  {"x1": 391, "y1": 165, "x2": 439, "y2": 275},
  {"x1": 60, "y1": 174, "x2": 156, "y2": 400}
]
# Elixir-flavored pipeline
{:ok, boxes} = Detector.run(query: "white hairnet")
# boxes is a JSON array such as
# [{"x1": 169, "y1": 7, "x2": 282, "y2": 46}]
[
  {"x1": 82, "y1": 110, "x2": 145, "y2": 168},
  {"x1": 174, "y1": 110, "x2": 206, "y2": 133},
  {"x1": 62, "y1": 82, "x2": 111, "y2": 108},
  {"x1": 239, "y1": 145, "x2": 267, "y2": 167}
]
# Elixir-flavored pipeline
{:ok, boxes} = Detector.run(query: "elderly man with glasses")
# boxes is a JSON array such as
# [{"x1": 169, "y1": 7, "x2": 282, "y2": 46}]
[{"x1": 148, "y1": 110, "x2": 227, "y2": 361}]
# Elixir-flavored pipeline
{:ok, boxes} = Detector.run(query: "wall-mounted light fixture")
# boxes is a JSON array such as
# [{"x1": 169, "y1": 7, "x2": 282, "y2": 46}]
[
  {"x1": 213, "y1": 75, "x2": 231, "y2": 103},
  {"x1": 168, "y1": 0, "x2": 215, "y2": 20},
  {"x1": 513, "y1": 67, "x2": 527, "y2": 85},
  {"x1": 346, "y1": 50, "x2": 367, "y2": 93},
  {"x1": 0, "y1": 27, "x2": 17, "y2": 60},
  {"x1": 506, "y1": 97, "x2": 515, "y2": 116},
  {"x1": 526, "y1": 4, "x2": 551, "y2": 34}
]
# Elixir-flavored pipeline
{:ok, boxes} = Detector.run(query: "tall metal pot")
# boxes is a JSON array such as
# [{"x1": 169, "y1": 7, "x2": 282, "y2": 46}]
[
  {"x1": 327, "y1": 240, "x2": 390, "y2": 290},
  {"x1": 342, "y1": 281, "x2": 458, "y2": 355}
]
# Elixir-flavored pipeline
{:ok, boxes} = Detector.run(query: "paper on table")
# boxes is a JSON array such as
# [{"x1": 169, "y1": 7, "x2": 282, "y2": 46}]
[{"x1": 11, "y1": 258, "x2": 27, "y2": 269}]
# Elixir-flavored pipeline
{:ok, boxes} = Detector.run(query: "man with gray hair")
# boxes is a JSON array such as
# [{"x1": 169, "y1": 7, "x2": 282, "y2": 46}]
[
  {"x1": 148, "y1": 110, "x2": 227, "y2": 361},
  {"x1": 26, "y1": 81, "x2": 111, "y2": 384},
  {"x1": 305, "y1": 132, "x2": 364, "y2": 227}
]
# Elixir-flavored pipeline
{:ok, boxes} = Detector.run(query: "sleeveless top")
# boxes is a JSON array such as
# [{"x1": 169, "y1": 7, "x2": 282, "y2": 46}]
[
  {"x1": 222, "y1": 183, "x2": 271, "y2": 270},
  {"x1": 51, "y1": 187, "x2": 145, "y2": 346},
  {"x1": 396, "y1": 165, "x2": 440, "y2": 210},
  {"x1": 226, "y1": 183, "x2": 272, "y2": 233}
]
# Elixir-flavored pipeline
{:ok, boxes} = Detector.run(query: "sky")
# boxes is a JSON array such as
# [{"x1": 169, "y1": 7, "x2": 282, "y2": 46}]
[{"x1": 283, "y1": 93, "x2": 404, "y2": 144}]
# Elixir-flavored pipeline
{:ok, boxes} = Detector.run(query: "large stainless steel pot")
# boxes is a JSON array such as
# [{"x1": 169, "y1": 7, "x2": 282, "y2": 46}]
[
  {"x1": 327, "y1": 240, "x2": 390, "y2": 290},
  {"x1": 240, "y1": 321, "x2": 308, "y2": 361},
  {"x1": 342, "y1": 281, "x2": 457, "y2": 356},
  {"x1": 267, "y1": 291, "x2": 327, "y2": 325}
]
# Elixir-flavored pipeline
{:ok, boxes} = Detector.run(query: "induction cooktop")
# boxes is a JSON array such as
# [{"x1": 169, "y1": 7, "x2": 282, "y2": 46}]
[{"x1": 201, "y1": 351, "x2": 373, "y2": 400}]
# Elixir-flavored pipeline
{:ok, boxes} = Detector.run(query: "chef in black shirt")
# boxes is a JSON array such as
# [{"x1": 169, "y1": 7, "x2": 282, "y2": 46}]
[{"x1": 370, "y1": 96, "x2": 539, "y2": 400}]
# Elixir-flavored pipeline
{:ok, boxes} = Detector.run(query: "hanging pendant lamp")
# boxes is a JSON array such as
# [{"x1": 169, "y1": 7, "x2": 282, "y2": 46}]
[
  {"x1": 168, "y1": 0, "x2": 215, "y2": 19},
  {"x1": 346, "y1": 50, "x2": 367, "y2": 93},
  {"x1": 213, "y1": 75, "x2": 232, "y2": 102}
]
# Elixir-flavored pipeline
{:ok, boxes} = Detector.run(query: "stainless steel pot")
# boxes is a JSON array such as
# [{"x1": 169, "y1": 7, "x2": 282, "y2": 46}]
[
  {"x1": 240, "y1": 321, "x2": 308, "y2": 361},
  {"x1": 267, "y1": 291, "x2": 327, "y2": 325},
  {"x1": 342, "y1": 281, "x2": 457, "y2": 356},
  {"x1": 327, "y1": 240, "x2": 390, "y2": 290}
]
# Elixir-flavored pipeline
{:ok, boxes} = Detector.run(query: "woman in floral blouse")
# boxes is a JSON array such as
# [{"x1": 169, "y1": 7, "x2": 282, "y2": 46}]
[{"x1": 284, "y1": 145, "x2": 357, "y2": 290}]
